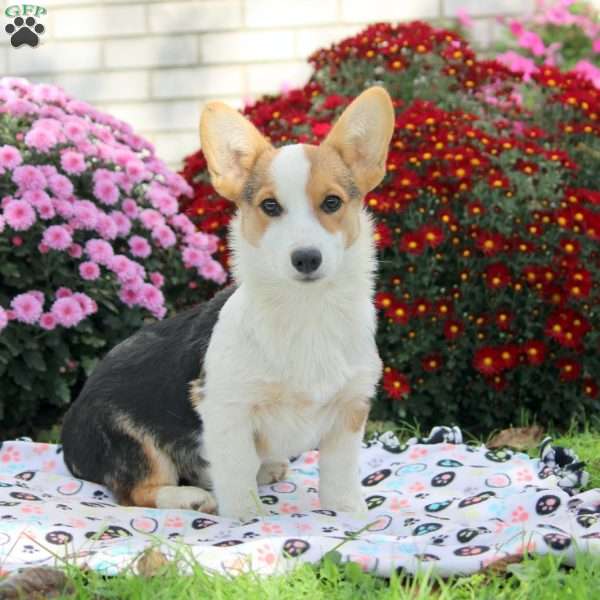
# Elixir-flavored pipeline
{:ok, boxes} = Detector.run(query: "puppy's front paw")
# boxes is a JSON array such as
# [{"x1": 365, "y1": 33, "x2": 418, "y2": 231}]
[
  {"x1": 217, "y1": 494, "x2": 263, "y2": 522},
  {"x1": 320, "y1": 489, "x2": 366, "y2": 515},
  {"x1": 257, "y1": 461, "x2": 289, "y2": 485},
  {"x1": 155, "y1": 486, "x2": 216, "y2": 513}
]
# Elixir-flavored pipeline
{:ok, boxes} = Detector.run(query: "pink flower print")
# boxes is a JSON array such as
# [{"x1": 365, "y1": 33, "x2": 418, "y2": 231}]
[
  {"x1": 260, "y1": 523, "x2": 283, "y2": 535},
  {"x1": 298, "y1": 522, "x2": 313, "y2": 533},
  {"x1": 516, "y1": 469, "x2": 533, "y2": 483},
  {"x1": 280, "y1": 503, "x2": 299, "y2": 514},
  {"x1": 408, "y1": 447, "x2": 428, "y2": 460},
  {"x1": 511, "y1": 506, "x2": 529, "y2": 523},
  {"x1": 0, "y1": 446, "x2": 21, "y2": 463},
  {"x1": 42, "y1": 460, "x2": 57, "y2": 471},
  {"x1": 165, "y1": 515, "x2": 184, "y2": 528},
  {"x1": 351, "y1": 554, "x2": 372, "y2": 571}
]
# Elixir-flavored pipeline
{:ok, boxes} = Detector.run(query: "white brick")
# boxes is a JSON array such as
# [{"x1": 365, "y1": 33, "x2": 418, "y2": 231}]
[
  {"x1": 149, "y1": 1, "x2": 242, "y2": 33},
  {"x1": 341, "y1": 0, "x2": 439, "y2": 22},
  {"x1": 444, "y1": 0, "x2": 534, "y2": 17},
  {"x1": 245, "y1": 0, "x2": 338, "y2": 28},
  {"x1": 295, "y1": 25, "x2": 364, "y2": 57},
  {"x1": 465, "y1": 19, "x2": 493, "y2": 49},
  {"x1": 200, "y1": 30, "x2": 294, "y2": 64},
  {"x1": 95, "y1": 100, "x2": 203, "y2": 133},
  {"x1": 50, "y1": 5, "x2": 146, "y2": 39},
  {"x1": 246, "y1": 61, "x2": 312, "y2": 95},
  {"x1": 149, "y1": 131, "x2": 200, "y2": 167},
  {"x1": 37, "y1": 71, "x2": 149, "y2": 102},
  {"x1": 105, "y1": 36, "x2": 198, "y2": 68},
  {"x1": 151, "y1": 66, "x2": 244, "y2": 98},
  {"x1": 7, "y1": 41, "x2": 101, "y2": 75}
]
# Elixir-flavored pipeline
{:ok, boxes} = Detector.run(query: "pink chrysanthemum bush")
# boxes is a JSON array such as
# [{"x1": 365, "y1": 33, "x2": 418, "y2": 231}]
[{"x1": 0, "y1": 77, "x2": 226, "y2": 435}]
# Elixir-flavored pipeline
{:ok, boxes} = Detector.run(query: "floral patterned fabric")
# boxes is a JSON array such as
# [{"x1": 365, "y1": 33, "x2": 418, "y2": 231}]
[{"x1": 0, "y1": 427, "x2": 599, "y2": 577}]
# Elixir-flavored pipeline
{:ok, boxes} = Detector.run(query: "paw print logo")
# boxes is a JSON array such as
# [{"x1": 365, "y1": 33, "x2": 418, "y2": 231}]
[
  {"x1": 5, "y1": 16, "x2": 45, "y2": 48},
  {"x1": 425, "y1": 499, "x2": 453, "y2": 513},
  {"x1": 535, "y1": 494, "x2": 561, "y2": 516},
  {"x1": 511, "y1": 505, "x2": 529, "y2": 523},
  {"x1": 456, "y1": 528, "x2": 480, "y2": 543},
  {"x1": 432, "y1": 534, "x2": 449, "y2": 545}
]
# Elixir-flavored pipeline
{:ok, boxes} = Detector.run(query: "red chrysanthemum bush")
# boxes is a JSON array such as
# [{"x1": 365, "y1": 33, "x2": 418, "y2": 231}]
[{"x1": 180, "y1": 22, "x2": 600, "y2": 432}]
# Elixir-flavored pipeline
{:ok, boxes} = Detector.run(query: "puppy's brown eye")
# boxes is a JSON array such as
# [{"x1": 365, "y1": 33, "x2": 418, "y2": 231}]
[
  {"x1": 321, "y1": 195, "x2": 342, "y2": 214},
  {"x1": 260, "y1": 198, "x2": 283, "y2": 217}
]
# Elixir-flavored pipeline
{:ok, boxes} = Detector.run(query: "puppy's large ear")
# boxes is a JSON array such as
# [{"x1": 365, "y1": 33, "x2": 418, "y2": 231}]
[
  {"x1": 324, "y1": 87, "x2": 395, "y2": 194},
  {"x1": 200, "y1": 103, "x2": 271, "y2": 201}
]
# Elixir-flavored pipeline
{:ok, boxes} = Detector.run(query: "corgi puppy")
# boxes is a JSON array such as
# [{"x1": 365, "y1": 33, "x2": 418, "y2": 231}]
[{"x1": 61, "y1": 87, "x2": 395, "y2": 520}]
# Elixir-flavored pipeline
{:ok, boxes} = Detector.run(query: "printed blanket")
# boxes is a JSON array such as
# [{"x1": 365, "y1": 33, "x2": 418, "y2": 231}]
[{"x1": 0, "y1": 427, "x2": 599, "y2": 577}]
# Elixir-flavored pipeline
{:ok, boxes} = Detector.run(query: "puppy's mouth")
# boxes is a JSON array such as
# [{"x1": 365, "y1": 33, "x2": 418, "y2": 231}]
[{"x1": 294, "y1": 274, "x2": 323, "y2": 283}]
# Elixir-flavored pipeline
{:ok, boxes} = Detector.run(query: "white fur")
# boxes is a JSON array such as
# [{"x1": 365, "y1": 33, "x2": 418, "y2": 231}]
[
  {"x1": 197, "y1": 144, "x2": 382, "y2": 520},
  {"x1": 155, "y1": 486, "x2": 216, "y2": 512}
]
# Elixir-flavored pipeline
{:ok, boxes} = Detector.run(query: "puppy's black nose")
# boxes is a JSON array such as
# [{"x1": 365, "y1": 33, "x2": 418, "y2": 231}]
[{"x1": 291, "y1": 248, "x2": 322, "y2": 274}]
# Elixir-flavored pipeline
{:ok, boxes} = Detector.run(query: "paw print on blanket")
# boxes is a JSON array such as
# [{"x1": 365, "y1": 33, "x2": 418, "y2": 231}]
[
  {"x1": 453, "y1": 545, "x2": 491, "y2": 557},
  {"x1": 282, "y1": 538, "x2": 310, "y2": 557},
  {"x1": 191, "y1": 517, "x2": 217, "y2": 530},
  {"x1": 365, "y1": 495, "x2": 386, "y2": 510},
  {"x1": 516, "y1": 469, "x2": 534, "y2": 483},
  {"x1": 45, "y1": 530, "x2": 73, "y2": 545},
  {"x1": 458, "y1": 491, "x2": 495, "y2": 508},
  {"x1": 85, "y1": 525, "x2": 132, "y2": 541},
  {"x1": 361, "y1": 468, "x2": 391, "y2": 487},
  {"x1": 431, "y1": 471, "x2": 456, "y2": 487},
  {"x1": 543, "y1": 532, "x2": 572, "y2": 550},
  {"x1": 412, "y1": 522, "x2": 443, "y2": 536},
  {"x1": 10, "y1": 492, "x2": 41, "y2": 501},
  {"x1": 535, "y1": 495, "x2": 561, "y2": 516},
  {"x1": 576, "y1": 512, "x2": 598, "y2": 528},
  {"x1": 485, "y1": 449, "x2": 512, "y2": 463},
  {"x1": 425, "y1": 499, "x2": 453, "y2": 513}
]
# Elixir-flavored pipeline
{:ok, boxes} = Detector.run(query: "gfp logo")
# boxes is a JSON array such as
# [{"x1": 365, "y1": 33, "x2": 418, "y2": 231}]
[{"x1": 4, "y1": 4, "x2": 47, "y2": 48}]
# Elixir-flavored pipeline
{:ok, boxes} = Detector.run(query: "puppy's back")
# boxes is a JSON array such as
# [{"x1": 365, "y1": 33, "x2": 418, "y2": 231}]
[{"x1": 61, "y1": 285, "x2": 235, "y2": 491}]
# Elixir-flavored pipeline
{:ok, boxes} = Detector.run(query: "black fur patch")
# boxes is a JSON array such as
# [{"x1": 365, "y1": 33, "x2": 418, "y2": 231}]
[{"x1": 61, "y1": 286, "x2": 236, "y2": 501}]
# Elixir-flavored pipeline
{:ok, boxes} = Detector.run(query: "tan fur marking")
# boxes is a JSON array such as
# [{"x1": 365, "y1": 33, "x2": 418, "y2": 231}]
[
  {"x1": 250, "y1": 381, "x2": 312, "y2": 417},
  {"x1": 189, "y1": 375, "x2": 204, "y2": 408},
  {"x1": 304, "y1": 145, "x2": 362, "y2": 248},
  {"x1": 115, "y1": 416, "x2": 177, "y2": 508},
  {"x1": 238, "y1": 147, "x2": 278, "y2": 246},
  {"x1": 344, "y1": 403, "x2": 370, "y2": 433},
  {"x1": 254, "y1": 431, "x2": 270, "y2": 458}
]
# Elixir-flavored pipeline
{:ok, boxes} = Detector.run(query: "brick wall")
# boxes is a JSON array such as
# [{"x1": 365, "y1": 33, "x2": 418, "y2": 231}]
[{"x1": 1, "y1": 0, "x2": 540, "y2": 167}]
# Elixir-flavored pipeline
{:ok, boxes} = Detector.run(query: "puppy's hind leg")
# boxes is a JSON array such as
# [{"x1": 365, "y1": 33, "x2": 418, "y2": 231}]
[
  {"x1": 115, "y1": 425, "x2": 216, "y2": 513},
  {"x1": 257, "y1": 461, "x2": 289, "y2": 485}
]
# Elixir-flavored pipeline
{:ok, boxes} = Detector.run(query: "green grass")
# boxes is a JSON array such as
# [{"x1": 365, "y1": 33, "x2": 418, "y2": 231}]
[
  {"x1": 14, "y1": 426, "x2": 600, "y2": 598},
  {"x1": 55, "y1": 552, "x2": 600, "y2": 599}
]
